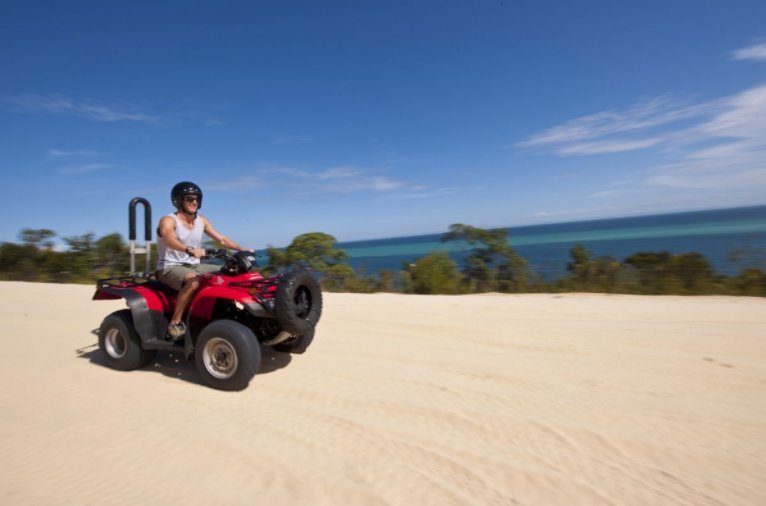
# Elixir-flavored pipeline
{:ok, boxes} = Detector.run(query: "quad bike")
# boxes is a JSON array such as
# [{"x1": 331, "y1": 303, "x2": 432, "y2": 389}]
[{"x1": 92, "y1": 198, "x2": 322, "y2": 391}]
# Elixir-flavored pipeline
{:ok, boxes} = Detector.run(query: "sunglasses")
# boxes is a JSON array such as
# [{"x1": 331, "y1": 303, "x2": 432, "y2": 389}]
[{"x1": 182, "y1": 196, "x2": 200, "y2": 203}]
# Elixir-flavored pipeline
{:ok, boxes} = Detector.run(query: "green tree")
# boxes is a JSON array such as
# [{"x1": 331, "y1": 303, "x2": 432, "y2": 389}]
[
  {"x1": 203, "y1": 238, "x2": 225, "y2": 250},
  {"x1": 735, "y1": 267, "x2": 766, "y2": 296},
  {"x1": 37, "y1": 249, "x2": 71, "y2": 282},
  {"x1": 565, "y1": 244, "x2": 624, "y2": 292},
  {"x1": 0, "y1": 242, "x2": 39, "y2": 280},
  {"x1": 624, "y1": 251, "x2": 716, "y2": 294},
  {"x1": 63, "y1": 232, "x2": 96, "y2": 253},
  {"x1": 376, "y1": 269, "x2": 396, "y2": 292},
  {"x1": 405, "y1": 251, "x2": 461, "y2": 294},
  {"x1": 672, "y1": 253, "x2": 715, "y2": 293},
  {"x1": 441, "y1": 224, "x2": 528, "y2": 292},
  {"x1": 622, "y1": 251, "x2": 671, "y2": 293},
  {"x1": 94, "y1": 233, "x2": 130, "y2": 275},
  {"x1": 264, "y1": 232, "x2": 350, "y2": 276},
  {"x1": 62, "y1": 233, "x2": 97, "y2": 280},
  {"x1": 19, "y1": 228, "x2": 56, "y2": 250},
  {"x1": 320, "y1": 263, "x2": 358, "y2": 291}
]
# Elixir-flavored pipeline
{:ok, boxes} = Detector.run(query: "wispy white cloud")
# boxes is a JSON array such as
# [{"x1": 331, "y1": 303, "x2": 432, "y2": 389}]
[
  {"x1": 515, "y1": 96, "x2": 711, "y2": 151},
  {"x1": 695, "y1": 85, "x2": 766, "y2": 138},
  {"x1": 588, "y1": 188, "x2": 658, "y2": 198},
  {"x1": 270, "y1": 166, "x2": 364, "y2": 181},
  {"x1": 266, "y1": 165, "x2": 408, "y2": 195},
  {"x1": 732, "y1": 41, "x2": 766, "y2": 62},
  {"x1": 317, "y1": 166, "x2": 362, "y2": 179},
  {"x1": 205, "y1": 176, "x2": 263, "y2": 192},
  {"x1": 0, "y1": 93, "x2": 224, "y2": 127},
  {"x1": 274, "y1": 134, "x2": 314, "y2": 144},
  {"x1": 533, "y1": 206, "x2": 621, "y2": 218},
  {"x1": 557, "y1": 138, "x2": 662, "y2": 155},
  {"x1": 517, "y1": 82, "x2": 766, "y2": 191},
  {"x1": 49, "y1": 149, "x2": 97, "y2": 157},
  {"x1": 317, "y1": 175, "x2": 405, "y2": 193},
  {"x1": 608, "y1": 180, "x2": 636, "y2": 187},
  {"x1": 370, "y1": 176, "x2": 405, "y2": 191},
  {"x1": 645, "y1": 85, "x2": 766, "y2": 189},
  {"x1": 385, "y1": 187, "x2": 462, "y2": 199},
  {"x1": 2, "y1": 93, "x2": 167, "y2": 125},
  {"x1": 59, "y1": 163, "x2": 112, "y2": 174},
  {"x1": 272, "y1": 167, "x2": 313, "y2": 178}
]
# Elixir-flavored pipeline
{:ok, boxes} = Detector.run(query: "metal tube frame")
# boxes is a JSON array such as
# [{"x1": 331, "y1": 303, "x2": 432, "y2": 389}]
[{"x1": 128, "y1": 197, "x2": 152, "y2": 275}]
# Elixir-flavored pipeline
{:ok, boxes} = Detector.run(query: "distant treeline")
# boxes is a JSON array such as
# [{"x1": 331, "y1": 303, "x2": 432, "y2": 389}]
[{"x1": 2, "y1": 226, "x2": 765, "y2": 296}]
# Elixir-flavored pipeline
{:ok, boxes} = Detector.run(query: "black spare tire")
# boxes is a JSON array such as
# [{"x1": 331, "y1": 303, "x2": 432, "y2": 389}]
[{"x1": 274, "y1": 270, "x2": 322, "y2": 336}]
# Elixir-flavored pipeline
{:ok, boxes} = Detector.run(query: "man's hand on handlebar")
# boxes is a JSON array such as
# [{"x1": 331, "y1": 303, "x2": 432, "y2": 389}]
[
  {"x1": 187, "y1": 247, "x2": 205, "y2": 259},
  {"x1": 201, "y1": 248, "x2": 225, "y2": 260},
  {"x1": 194, "y1": 248, "x2": 259, "y2": 261}
]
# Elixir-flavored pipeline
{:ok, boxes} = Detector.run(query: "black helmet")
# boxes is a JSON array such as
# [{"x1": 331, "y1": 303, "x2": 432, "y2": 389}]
[{"x1": 171, "y1": 181, "x2": 203, "y2": 209}]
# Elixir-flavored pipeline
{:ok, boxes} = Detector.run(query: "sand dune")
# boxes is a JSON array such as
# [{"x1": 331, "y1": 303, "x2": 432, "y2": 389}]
[{"x1": 0, "y1": 281, "x2": 764, "y2": 506}]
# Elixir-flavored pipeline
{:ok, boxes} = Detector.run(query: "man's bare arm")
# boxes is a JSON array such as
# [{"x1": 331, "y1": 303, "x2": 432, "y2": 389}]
[
  {"x1": 158, "y1": 216, "x2": 189, "y2": 253},
  {"x1": 201, "y1": 215, "x2": 251, "y2": 252}
]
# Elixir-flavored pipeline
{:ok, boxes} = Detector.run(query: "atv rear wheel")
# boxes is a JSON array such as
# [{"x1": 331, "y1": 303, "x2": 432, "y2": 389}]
[
  {"x1": 98, "y1": 309, "x2": 157, "y2": 371},
  {"x1": 195, "y1": 320, "x2": 261, "y2": 391}
]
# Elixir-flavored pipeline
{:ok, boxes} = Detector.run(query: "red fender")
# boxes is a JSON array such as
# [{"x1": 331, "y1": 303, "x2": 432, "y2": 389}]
[
  {"x1": 133, "y1": 285, "x2": 176, "y2": 312},
  {"x1": 189, "y1": 285, "x2": 257, "y2": 320}
]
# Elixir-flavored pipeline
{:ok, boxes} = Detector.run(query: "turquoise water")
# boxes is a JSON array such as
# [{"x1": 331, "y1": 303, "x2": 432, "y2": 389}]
[
  {"x1": 331, "y1": 206, "x2": 766, "y2": 275},
  {"x1": 342, "y1": 218, "x2": 766, "y2": 258}
]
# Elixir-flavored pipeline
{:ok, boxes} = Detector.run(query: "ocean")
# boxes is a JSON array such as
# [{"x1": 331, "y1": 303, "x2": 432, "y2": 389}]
[{"x1": 333, "y1": 205, "x2": 766, "y2": 277}]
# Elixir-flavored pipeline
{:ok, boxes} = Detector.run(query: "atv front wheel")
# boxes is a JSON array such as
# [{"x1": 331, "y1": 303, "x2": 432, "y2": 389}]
[
  {"x1": 195, "y1": 320, "x2": 261, "y2": 391},
  {"x1": 98, "y1": 309, "x2": 157, "y2": 371}
]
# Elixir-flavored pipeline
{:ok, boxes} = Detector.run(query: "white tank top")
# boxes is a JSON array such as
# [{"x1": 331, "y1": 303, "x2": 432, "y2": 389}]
[{"x1": 156, "y1": 213, "x2": 205, "y2": 270}]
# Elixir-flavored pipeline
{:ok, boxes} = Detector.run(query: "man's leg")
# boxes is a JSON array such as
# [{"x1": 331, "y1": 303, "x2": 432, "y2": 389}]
[
  {"x1": 170, "y1": 271, "x2": 201, "y2": 325},
  {"x1": 172, "y1": 264, "x2": 220, "y2": 322},
  {"x1": 158, "y1": 265, "x2": 200, "y2": 340},
  {"x1": 160, "y1": 264, "x2": 220, "y2": 340}
]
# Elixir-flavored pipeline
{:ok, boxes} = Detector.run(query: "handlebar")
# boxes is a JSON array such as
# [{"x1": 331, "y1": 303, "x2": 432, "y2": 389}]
[
  {"x1": 200, "y1": 249, "x2": 261, "y2": 258},
  {"x1": 198, "y1": 249, "x2": 262, "y2": 274},
  {"x1": 202, "y1": 248, "x2": 260, "y2": 259},
  {"x1": 202, "y1": 248, "x2": 228, "y2": 259}
]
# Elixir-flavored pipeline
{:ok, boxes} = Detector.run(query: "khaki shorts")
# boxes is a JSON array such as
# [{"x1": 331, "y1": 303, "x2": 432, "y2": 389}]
[{"x1": 156, "y1": 263, "x2": 221, "y2": 291}]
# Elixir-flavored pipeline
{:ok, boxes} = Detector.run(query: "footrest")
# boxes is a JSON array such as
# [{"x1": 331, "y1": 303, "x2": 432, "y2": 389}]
[{"x1": 142, "y1": 338, "x2": 183, "y2": 351}]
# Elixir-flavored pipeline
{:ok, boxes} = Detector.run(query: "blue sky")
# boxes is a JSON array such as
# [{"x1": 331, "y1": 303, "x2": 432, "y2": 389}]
[{"x1": 1, "y1": 1, "x2": 765, "y2": 250}]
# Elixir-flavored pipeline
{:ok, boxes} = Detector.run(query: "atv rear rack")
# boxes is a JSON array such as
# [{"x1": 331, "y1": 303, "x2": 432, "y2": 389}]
[{"x1": 96, "y1": 275, "x2": 154, "y2": 289}]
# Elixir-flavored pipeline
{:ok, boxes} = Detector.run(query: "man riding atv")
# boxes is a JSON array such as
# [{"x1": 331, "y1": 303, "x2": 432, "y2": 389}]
[
  {"x1": 157, "y1": 181, "x2": 253, "y2": 340},
  {"x1": 94, "y1": 190, "x2": 322, "y2": 390}
]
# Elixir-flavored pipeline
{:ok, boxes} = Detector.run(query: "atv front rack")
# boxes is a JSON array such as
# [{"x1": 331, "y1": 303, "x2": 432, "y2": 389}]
[{"x1": 229, "y1": 276, "x2": 282, "y2": 309}]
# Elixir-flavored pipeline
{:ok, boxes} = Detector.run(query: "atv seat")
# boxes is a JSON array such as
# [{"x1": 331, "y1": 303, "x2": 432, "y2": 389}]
[{"x1": 148, "y1": 279, "x2": 179, "y2": 298}]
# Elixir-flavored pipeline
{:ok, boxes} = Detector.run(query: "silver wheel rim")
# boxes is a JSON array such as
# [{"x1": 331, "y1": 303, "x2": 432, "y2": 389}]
[
  {"x1": 105, "y1": 328, "x2": 127, "y2": 359},
  {"x1": 202, "y1": 337, "x2": 238, "y2": 380}
]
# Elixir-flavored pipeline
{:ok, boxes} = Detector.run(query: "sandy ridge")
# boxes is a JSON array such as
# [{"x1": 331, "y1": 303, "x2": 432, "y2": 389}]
[{"x1": 0, "y1": 282, "x2": 764, "y2": 505}]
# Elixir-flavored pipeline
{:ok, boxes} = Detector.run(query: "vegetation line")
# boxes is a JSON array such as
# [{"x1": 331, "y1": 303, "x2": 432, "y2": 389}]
[{"x1": 1, "y1": 226, "x2": 764, "y2": 296}]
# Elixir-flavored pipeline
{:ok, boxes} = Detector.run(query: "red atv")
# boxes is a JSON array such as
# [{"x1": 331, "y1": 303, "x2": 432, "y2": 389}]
[{"x1": 92, "y1": 198, "x2": 322, "y2": 391}]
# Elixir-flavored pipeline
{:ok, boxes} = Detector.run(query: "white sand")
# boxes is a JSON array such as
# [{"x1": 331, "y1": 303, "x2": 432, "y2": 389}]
[{"x1": 0, "y1": 281, "x2": 764, "y2": 506}]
